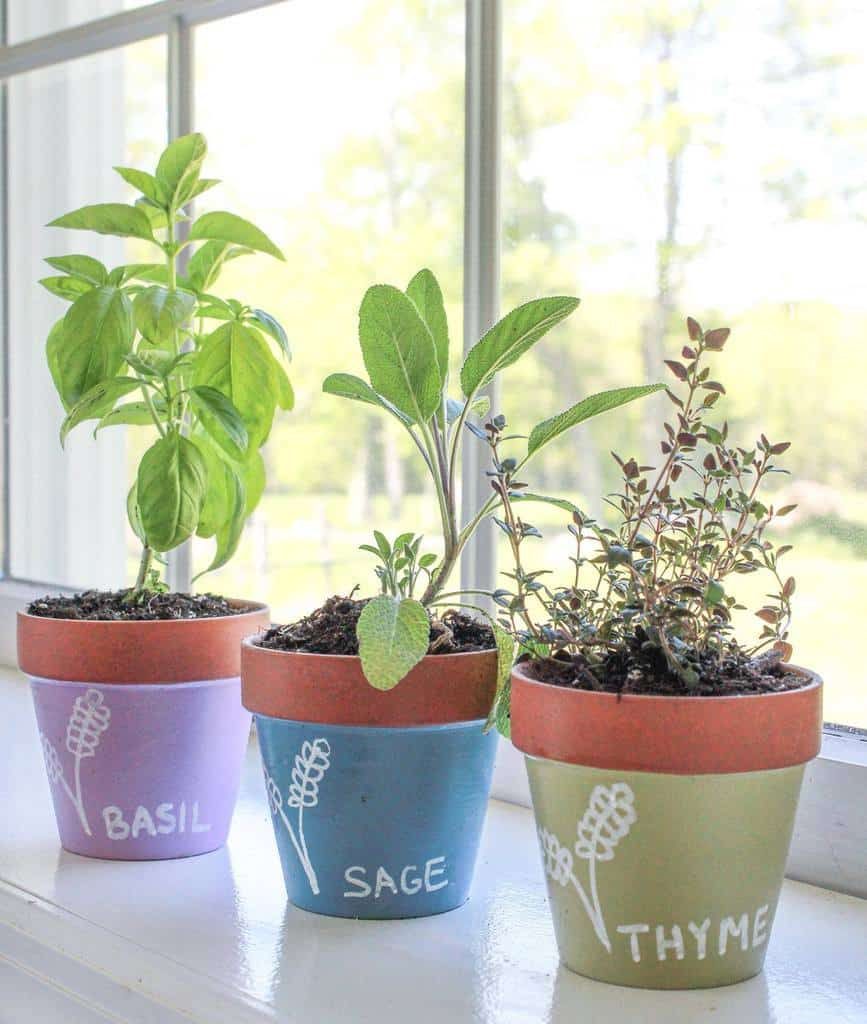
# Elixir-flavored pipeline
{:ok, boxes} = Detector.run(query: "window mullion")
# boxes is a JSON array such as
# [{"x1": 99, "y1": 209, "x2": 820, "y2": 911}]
[
  {"x1": 164, "y1": 15, "x2": 195, "y2": 595},
  {"x1": 0, "y1": 0, "x2": 10, "y2": 579},
  {"x1": 460, "y1": 0, "x2": 502, "y2": 602}
]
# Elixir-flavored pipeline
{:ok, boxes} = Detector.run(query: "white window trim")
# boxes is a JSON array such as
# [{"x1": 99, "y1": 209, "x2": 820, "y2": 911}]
[{"x1": 0, "y1": 0, "x2": 865, "y2": 903}]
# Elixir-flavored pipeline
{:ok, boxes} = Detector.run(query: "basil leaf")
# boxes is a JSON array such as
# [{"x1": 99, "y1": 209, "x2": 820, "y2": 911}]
[
  {"x1": 137, "y1": 433, "x2": 208, "y2": 552},
  {"x1": 189, "y1": 211, "x2": 284, "y2": 261},
  {"x1": 48, "y1": 203, "x2": 155, "y2": 242},
  {"x1": 58, "y1": 286, "x2": 134, "y2": 404}
]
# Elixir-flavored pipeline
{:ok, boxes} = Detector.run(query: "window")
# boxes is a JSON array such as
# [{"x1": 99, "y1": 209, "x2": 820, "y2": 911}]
[
  {"x1": 8, "y1": 2, "x2": 157, "y2": 45},
  {"x1": 191, "y1": 0, "x2": 465, "y2": 621},
  {"x1": 0, "y1": 0, "x2": 864, "y2": 894},
  {"x1": 6, "y1": 38, "x2": 165, "y2": 588},
  {"x1": 502, "y1": 0, "x2": 867, "y2": 729}
]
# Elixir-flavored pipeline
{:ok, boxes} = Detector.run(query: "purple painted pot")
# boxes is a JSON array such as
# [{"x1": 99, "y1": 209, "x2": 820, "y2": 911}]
[
  {"x1": 30, "y1": 677, "x2": 251, "y2": 860},
  {"x1": 18, "y1": 602, "x2": 269, "y2": 861}
]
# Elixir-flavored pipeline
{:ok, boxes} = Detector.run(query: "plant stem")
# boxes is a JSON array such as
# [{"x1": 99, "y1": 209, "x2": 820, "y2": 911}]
[
  {"x1": 139, "y1": 382, "x2": 166, "y2": 437},
  {"x1": 166, "y1": 215, "x2": 180, "y2": 362},
  {"x1": 134, "y1": 545, "x2": 153, "y2": 592}
]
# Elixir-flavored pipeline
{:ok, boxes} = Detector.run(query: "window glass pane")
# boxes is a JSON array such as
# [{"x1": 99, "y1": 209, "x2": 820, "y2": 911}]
[
  {"x1": 7, "y1": 39, "x2": 166, "y2": 587},
  {"x1": 193, "y1": 1, "x2": 465, "y2": 621},
  {"x1": 503, "y1": 2, "x2": 867, "y2": 726},
  {"x1": 8, "y1": 1, "x2": 156, "y2": 44}
]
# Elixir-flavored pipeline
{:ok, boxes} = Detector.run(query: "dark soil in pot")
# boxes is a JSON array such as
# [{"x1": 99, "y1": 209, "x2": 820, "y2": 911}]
[
  {"x1": 27, "y1": 589, "x2": 247, "y2": 621},
  {"x1": 254, "y1": 594, "x2": 495, "y2": 655},
  {"x1": 522, "y1": 630, "x2": 809, "y2": 697}
]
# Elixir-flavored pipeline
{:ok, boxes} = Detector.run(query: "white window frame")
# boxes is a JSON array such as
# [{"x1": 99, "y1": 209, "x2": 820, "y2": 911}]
[{"x1": 0, "y1": 0, "x2": 864, "y2": 900}]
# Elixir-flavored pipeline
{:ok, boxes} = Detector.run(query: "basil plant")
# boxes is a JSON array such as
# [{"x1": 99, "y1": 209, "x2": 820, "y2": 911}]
[
  {"x1": 43, "y1": 133, "x2": 292, "y2": 594},
  {"x1": 324, "y1": 269, "x2": 662, "y2": 690}
]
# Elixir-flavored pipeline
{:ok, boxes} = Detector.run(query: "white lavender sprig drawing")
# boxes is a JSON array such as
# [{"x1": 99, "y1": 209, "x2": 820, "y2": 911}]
[
  {"x1": 40, "y1": 688, "x2": 111, "y2": 835},
  {"x1": 538, "y1": 781, "x2": 636, "y2": 952},
  {"x1": 264, "y1": 738, "x2": 331, "y2": 895}
]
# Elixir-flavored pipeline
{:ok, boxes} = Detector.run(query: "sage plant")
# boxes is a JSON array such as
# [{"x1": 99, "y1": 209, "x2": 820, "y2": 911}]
[{"x1": 324, "y1": 269, "x2": 662, "y2": 688}]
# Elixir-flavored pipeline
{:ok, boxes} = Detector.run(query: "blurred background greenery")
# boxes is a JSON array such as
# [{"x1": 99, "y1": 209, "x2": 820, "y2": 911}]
[{"x1": 119, "y1": 0, "x2": 865, "y2": 725}]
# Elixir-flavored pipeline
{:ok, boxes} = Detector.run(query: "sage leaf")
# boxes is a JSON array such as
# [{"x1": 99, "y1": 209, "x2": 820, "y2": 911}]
[
  {"x1": 484, "y1": 624, "x2": 515, "y2": 738},
  {"x1": 59, "y1": 286, "x2": 134, "y2": 404},
  {"x1": 137, "y1": 433, "x2": 207, "y2": 552},
  {"x1": 508, "y1": 492, "x2": 582, "y2": 515},
  {"x1": 445, "y1": 394, "x2": 490, "y2": 425},
  {"x1": 60, "y1": 376, "x2": 140, "y2": 445},
  {"x1": 189, "y1": 211, "x2": 284, "y2": 261},
  {"x1": 359, "y1": 284, "x2": 441, "y2": 424},
  {"x1": 190, "y1": 384, "x2": 249, "y2": 460},
  {"x1": 460, "y1": 296, "x2": 580, "y2": 397},
  {"x1": 406, "y1": 268, "x2": 448, "y2": 382},
  {"x1": 527, "y1": 384, "x2": 664, "y2": 456},
  {"x1": 322, "y1": 372, "x2": 412, "y2": 425},
  {"x1": 357, "y1": 594, "x2": 430, "y2": 690},
  {"x1": 48, "y1": 203, "x2": 155, "y2": 241}
]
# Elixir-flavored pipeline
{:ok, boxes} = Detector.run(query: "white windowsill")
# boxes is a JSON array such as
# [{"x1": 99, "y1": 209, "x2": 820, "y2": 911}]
[{"x1": 1, "y1": 671, "x2": 866, "y2": 1022}]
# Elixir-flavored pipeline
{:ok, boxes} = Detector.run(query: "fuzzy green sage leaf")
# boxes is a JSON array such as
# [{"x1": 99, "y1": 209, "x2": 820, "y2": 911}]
[
  {"x1": 527, "y1": 383, "x2": 665, "y2": 456},
  {"x1": 357, "y1": 595, "x2": 430, "y2": 691}
]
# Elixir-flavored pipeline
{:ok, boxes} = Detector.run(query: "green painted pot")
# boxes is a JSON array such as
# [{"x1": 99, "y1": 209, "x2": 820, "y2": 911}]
[{"x1": 511, "y1": 663, "x2": 823, "y2": 990}]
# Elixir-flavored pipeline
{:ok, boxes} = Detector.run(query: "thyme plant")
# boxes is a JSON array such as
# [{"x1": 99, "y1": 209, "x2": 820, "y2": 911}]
[
  {"x1": 490, "y1": 317, "x2": 798, "y2": 704},
  {"x1": 43, "y1": 134, "x2": 292, "y2": 595},
  {"x1": 324, "y1": 269, "x2": 662, "y2": 688}
]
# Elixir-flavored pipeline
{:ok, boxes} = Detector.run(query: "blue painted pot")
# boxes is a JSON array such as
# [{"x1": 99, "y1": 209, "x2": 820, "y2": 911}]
[{"x1": 255, "y1": 715, "x2": 498, "y2": 918}]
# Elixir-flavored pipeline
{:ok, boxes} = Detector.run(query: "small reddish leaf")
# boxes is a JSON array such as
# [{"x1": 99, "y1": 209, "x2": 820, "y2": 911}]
[
  {"x1": 704, "y1": 327, "x2": 730, "y2": 350},
  {"x1": 686, "y1": 316, "x2": 702, "y2": 340},
  {"x1": 664, "y1": 360, "x2": 689, "y2": 381},
  {"x1": 773, "y1": 640, "x2": 793, "y2": 662}
]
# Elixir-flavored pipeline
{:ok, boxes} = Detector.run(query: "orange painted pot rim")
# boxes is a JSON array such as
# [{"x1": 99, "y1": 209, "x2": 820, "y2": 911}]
[
  {"x1": 241, "y1": 637, "x2": 498, "y2": 727},
  {"x1": 510, "y1": 661, "x2": 823, "y2": 775},
  {"x1": 18, "y1": 599, "x2": 269, "y2": 685}
]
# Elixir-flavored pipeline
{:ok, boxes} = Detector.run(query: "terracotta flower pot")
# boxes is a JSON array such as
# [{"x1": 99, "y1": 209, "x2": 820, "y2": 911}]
[
  {"x1": 511, "y1": 662, "x2": 823, "y2": 989},
  {"x1": 18, "y1": 601, "x2": 269, "y2": 860},
  {"x1": 241, "y1": 640, "x2": 499, "y2": 919}
]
